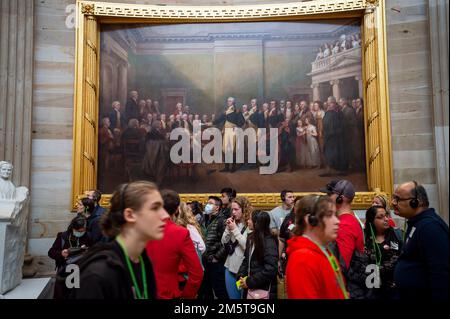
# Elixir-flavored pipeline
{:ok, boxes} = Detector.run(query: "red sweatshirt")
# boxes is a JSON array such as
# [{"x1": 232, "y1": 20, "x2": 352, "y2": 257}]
[
  {"x1": 286, "y1": 236, "x2": 348, "y2": 299},
  {"x1": 146, "y1": 220, "x2": 203, "y2": 299},
  {"x1": 336, "y1": 213, "x2": 364, "y2": 269}
]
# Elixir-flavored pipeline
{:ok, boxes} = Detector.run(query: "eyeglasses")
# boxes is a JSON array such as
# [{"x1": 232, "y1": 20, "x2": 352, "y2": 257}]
[{"x1": 391, "y1": 195, "x2": 414, "y2": 203}]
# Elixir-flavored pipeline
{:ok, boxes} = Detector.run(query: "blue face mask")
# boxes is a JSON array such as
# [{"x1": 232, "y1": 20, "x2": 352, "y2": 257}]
[
  {"x1": 73, "y1": 231, "x2": 86, "y2": 238},
  {"x1": 204, "y1": 203, "x2": 215, "y2": 215}
]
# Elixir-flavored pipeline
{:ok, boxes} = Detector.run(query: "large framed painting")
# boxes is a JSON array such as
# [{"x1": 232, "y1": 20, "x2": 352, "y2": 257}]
[{"x1": 72, "y1": 0, "x2": 393, "y2": 209}]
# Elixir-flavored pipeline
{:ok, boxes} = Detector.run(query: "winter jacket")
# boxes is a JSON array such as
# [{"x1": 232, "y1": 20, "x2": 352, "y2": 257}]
[
  {"x1": 237, "y1": 234, "x2": 278, "y2": 299},
  {"x1": 221, "y1": 222, "x2": 248, "y2": 274},
  {"x1": 62, "y1": 240, "x2": 157, "y2": 299},
  {"x1": 204, "y1": 211, "x2": 228, "y2": 263},
  {"x1": 86, "y1": 205, "x2": 107, "y2": 244},
  {"x1": 48, "y1": 231, "x2": 92, "y2": 270},
  {"x1": 146, "y1": 220, "x2": 203, "y2": 299},
  {"x1": 286, "y1": 236, "x2": 348, "y2": 299},
  {"x1": 394, "y1": 208, "x2": 449, "y2": 299}
]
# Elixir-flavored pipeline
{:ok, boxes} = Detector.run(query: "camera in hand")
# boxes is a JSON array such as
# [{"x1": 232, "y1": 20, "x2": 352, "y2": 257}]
[
  {"x1": 225, "y1": 241, "x2": 238, "y2": 255},
  {"x1": 224, "y1": 224, "x2": 246, "y2": 255},
  {"x1": 68, "y1": 246, "x2": 87, "y2": 256},
  {"x1": 65, "y1": 246, "x2": 88, "y2": 265}
]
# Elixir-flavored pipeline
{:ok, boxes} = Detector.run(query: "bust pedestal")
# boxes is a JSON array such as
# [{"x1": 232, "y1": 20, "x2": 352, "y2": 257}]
[{"x1": 0, "y1": 195, "x2": 30, "y2": 294}]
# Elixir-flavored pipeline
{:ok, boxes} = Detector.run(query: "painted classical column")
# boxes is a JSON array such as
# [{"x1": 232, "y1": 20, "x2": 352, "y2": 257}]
[
  {"x1": 311, "y1": 83, "x2": 320, "y2": 102},
  {"x1": 355, "y1": 76, "x2": 363, "y2": 99},
  {"x1": 118, "y1": 63, "x2": 128, "y2": 106},
  {"x1": 330, "y1": 79, "x2": 341, "y2": 101},
  {"x1": 429, "y1": 0, "x2": 449, "y2": 223}
]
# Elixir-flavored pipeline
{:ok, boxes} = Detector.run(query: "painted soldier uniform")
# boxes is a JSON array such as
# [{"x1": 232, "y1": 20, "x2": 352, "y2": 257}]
[{"x1": 213, "y1": 106, "x2": 245, "y2": 172}]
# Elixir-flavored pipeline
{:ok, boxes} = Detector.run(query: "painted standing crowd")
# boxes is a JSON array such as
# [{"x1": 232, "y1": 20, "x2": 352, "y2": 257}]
[
  {"x1": 315, "y1": 32, "x2": 361, "y2": 61},
  {"x1": 49, "y1": 180, "x2": 448, "y2": 300},
  {"x1": 98, "y1": 90, "x2": 365, "y2": 187}
]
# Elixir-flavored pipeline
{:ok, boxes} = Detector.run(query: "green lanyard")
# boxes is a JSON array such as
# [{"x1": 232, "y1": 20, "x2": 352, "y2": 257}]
[
  {"x1": 116, "y1": 236, "x2": 148, "y2": 299},
  {"x1": 303, "y1": 235, "x2": 350, "y2": 299},
  {"x1": 368, "y1": 225, "x2": 383, "y2": 266}
]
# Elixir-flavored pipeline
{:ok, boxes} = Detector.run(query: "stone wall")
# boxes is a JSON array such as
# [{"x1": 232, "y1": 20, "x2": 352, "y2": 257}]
[
  {"x1": 26, "y1": 0, "x2": 447, "y2": 255},
  {"x1": 385, "y1": 0, "x2": 445, "y2": 218}
]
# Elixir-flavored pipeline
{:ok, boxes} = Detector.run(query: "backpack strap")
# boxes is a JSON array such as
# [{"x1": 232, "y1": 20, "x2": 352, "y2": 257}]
[
  {"x1": 328, "y1": 241, "x2": 348, "y2": 276},
  {"x1": 230, "y1": 225, "x2": 247, "y2": 250}
]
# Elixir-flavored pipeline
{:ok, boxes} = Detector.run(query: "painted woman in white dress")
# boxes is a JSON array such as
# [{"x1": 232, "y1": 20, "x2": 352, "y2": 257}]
[
  {"x1": 296, "y1": 119, "x2": 307, "y2": 168},
  {"x1": 315, "y1": 47, "x2": 324, "y2": 61},
  {"x1": 323, "y1": 43, "x2": 331, "y2": 58},
  {"x1": 304, "y1": 117, "x2": 321, "y2": 168}
]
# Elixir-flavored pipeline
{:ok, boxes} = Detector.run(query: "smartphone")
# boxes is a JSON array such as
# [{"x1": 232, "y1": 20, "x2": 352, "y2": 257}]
[{"x1": 236, "y1": 276, "x2": 247, "y2": 290}]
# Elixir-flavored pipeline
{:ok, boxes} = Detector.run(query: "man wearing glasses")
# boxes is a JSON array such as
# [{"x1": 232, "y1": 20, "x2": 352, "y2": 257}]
[{"x1": 392, "y1": 181, "x2": 449, "y2": 300}]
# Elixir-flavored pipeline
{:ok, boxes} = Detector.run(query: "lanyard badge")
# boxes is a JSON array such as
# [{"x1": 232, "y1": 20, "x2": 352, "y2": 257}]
[
  {"x1": 116, "y1": 236, "x2": 149, "y2": 299},
  {"x1": 303, "y1": 235, "x2": 350, "y2": 299}
]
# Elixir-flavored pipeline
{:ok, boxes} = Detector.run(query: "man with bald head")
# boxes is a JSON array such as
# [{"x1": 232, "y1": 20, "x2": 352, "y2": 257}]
[{"x1": 392, "y1": 181, "x2": 448, "y2": 299}]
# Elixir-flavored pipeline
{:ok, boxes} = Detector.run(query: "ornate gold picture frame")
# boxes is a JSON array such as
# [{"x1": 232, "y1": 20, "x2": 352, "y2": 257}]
[{"x1": 72, "y1": 0, "x2": 393, "y2": 209}]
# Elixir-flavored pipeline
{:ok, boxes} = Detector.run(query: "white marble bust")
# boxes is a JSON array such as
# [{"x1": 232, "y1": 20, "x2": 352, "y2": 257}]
[
  {"x1": 0, "y1": 161, "x2": 28, "y2": 201},
  {"x1": 0, "y1": 161, "x2": 31, "y2": 295}
]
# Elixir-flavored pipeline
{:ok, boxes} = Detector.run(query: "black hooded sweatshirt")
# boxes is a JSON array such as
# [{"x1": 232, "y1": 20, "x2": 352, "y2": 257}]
[{"x1": 56, "y1": 240, "x2": 157, "y2": 299}]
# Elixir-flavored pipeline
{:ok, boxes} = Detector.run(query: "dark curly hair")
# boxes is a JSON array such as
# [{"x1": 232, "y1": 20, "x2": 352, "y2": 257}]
[{"x1": 364, "y1": 205, "x2": 397, "y2": 249}]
